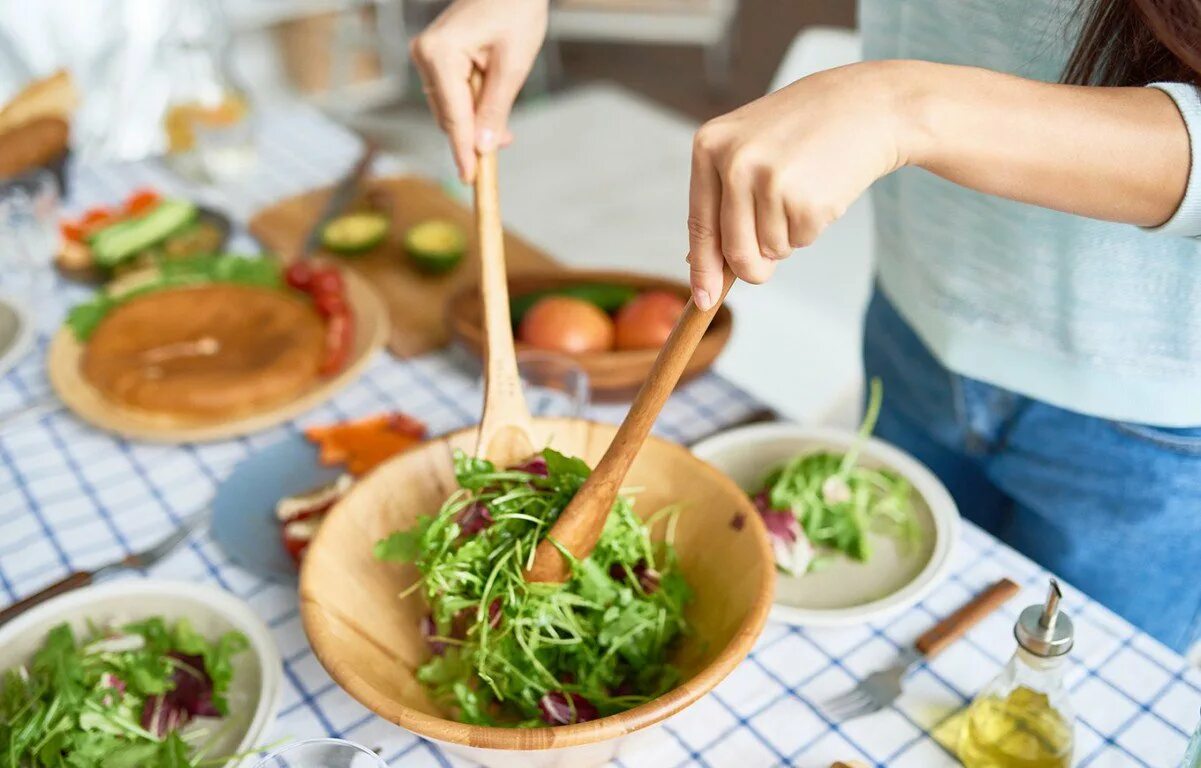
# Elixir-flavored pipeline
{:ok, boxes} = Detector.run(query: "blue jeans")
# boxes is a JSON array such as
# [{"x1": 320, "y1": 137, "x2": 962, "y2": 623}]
[{"x1": 863, "y1": 289, "x2": 1201, "y2": 653}]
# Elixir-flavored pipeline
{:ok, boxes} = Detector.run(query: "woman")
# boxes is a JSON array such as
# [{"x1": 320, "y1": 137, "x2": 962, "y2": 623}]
[{"x1": 411, "y1": 0, "x2": 1201, "y2": 654}]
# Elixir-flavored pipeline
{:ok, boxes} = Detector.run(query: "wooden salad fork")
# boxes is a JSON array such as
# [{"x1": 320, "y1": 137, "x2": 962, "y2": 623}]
[
  {"x1": 525, "y1": 267, "x2": 737, "y2": 582},
  {"x1": 821, "y1": 578, "x2": 1021, "y2": 721},
  {"x1": 469, "y1": 72, "x2": 536, "y2": 468}
]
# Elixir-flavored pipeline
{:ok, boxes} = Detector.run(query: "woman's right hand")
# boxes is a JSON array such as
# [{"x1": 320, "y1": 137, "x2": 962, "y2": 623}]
[{"x1": 410, "y1": 0, "x2": 548, "y2": 183}]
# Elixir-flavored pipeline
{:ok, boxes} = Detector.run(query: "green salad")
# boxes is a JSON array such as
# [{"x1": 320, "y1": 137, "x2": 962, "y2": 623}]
[
  {"x1": 0, "y1": 617, "x2": 249, "y2": 767},
  {"x1": 752, "y1": 379, "x2": 921, "y2": 575},
  {"x1": 375, "y1": 449, "x2": 691, "y2": 727}
]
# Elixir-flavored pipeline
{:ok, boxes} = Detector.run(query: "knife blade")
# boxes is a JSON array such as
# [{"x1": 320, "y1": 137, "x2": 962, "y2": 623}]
[{"x1": 298, "y1": 139, "x2": 378, "y2": 260}]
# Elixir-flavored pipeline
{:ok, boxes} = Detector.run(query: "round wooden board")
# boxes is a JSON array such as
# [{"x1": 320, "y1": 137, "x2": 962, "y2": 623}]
[{"x1": 47, "y1": 268, "x2": 388, "y2": 444}]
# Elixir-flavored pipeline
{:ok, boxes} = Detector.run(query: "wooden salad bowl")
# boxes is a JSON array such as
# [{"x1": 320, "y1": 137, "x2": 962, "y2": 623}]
[
  {"x1": 47, "y1": 266, "x2": 387, "y2": 444},
  {"x1": 445, "y1": 271, "x2": 734, "y2": 401},
  {"x1": 300, "y1": 418, "x2": 774, "y2": 766}
]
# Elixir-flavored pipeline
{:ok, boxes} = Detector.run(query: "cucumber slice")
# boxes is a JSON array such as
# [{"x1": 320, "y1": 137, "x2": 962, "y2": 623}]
[
  {"x1": 510, "y1": 284, "x2": 639, "y2": 325},
  {"x1": 90, "y1": 199, "x2": 198, "y2": 269},
  {"x1": 321, "y1": 212, "x2": 390, "y2": 255},
  {"x1": 404, "y1": 219, "x2": 466, "y2": 274}
]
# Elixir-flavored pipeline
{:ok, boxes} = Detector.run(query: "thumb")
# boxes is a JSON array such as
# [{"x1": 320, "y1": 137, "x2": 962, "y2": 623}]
[{"x1": 474, "y1": 53, "x2": 525, "y2": 152}]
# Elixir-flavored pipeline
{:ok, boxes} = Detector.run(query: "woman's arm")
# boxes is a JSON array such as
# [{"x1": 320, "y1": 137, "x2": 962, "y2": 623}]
[
  {"x1": 686, "y1": 60, "x2": 1193, "y2": 309},
  {"x1": 904, "y1": 61, "x2": 1189, "y2": 228}
]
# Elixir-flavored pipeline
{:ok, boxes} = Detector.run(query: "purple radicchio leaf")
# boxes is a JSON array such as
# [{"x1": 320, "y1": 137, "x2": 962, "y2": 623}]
[
  {"x1": 609, "y1": 560, "x2": 660, "y2": 594},
  {"x1": 455, "y1": 501, "x2": 493, "y2": 537},
  {"x1": 421, "y1": 615, "x2": 447, "y2": 655},
  {"x1": 538, "y1": 691, "x2": 599, "y2": 725},
  {"x1": 510, "y1": 455, "x2": 549, "y2": 476},
  {"x1": 140, "y1": 653, "x2": 219, "y2": 737}
]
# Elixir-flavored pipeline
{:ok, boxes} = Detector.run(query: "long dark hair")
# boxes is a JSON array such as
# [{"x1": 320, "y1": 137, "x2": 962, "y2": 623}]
[{"x1": 1064, "y1": 0, "x2": 1201, "y2": 85}]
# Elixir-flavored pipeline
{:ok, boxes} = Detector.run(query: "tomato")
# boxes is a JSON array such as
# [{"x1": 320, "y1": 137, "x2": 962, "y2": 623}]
[
  {"x1": 613, "y1": 291, "x2": 687, "y2": 350},
  {"x1": 313, "y1": 291, "x2": 347, "y2": 319},
  {"x1": 60, "y1": 221, "x2": 84, "y2": 242},
  {"x1": 519, "y1": 296, "x2": 615, "y2": 354},
  {"x1": 311, "y1": 267, "x2": 345, "y2": 296},
  {"x1": 319, "y1": 312, "x2": 353, "y2": 375},
  {"x1": 284, "y1": 261, "x2": 314, "y2": 291},
  {"x1": 124, "y1": 189, "x2": 161, "y2": 216}
]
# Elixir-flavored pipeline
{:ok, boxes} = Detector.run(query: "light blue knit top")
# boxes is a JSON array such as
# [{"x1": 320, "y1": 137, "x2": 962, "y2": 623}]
[{"x1": 860, "y1": 0, "x2": 1201, "y2": 426}]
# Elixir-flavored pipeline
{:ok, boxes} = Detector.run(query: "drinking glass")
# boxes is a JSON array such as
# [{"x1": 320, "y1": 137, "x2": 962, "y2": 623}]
[
  {"x1": 0, "y1": 170, "x2": 60, "y2": 295},
  {"x1": 193, "y1": 108, "x2": 258, "y2": 180},
  {"x1": 467, "y1": 349, "x2": 590, "y2": 419},
  {"x1": 254, "y1": 738, "x2": 388, "y2": 768}
]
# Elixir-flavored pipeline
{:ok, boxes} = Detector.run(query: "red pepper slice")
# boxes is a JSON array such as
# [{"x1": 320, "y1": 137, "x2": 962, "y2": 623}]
[
  {"x1": 60, "y1": 221, "x2": 85, "y2": 242},
  {"x1": 79, "y1": 208, "x2": 115, "y2": 235},
  {"x1": 124, "y1": 189, "x2": 161, "y2": 216},
  {"x1": 282, "y1": 530, "x2": 310, "y2": 566}
]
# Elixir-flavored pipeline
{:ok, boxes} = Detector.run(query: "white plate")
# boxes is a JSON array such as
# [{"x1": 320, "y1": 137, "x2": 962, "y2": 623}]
[
  {"x1": 691, "y1": 424, "x2": 959, "y2": 627},
  {"x1": 0, "y1": 580, "x2": 282, "y2": 766},
  {"x1": 0, "y1": 295, "x2": 33, "y2": 380}
]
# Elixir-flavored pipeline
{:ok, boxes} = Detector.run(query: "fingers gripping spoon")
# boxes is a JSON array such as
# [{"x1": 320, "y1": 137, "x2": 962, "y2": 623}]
[
  {"x1": 469, "y1": 72, "x2": 536, "y2": 467},
  {"x1": 525, "y1": 268, "x2": 737, "y2": 583}
]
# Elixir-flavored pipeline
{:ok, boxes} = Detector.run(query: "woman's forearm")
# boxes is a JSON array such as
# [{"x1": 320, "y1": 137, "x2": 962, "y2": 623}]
[{"x1": 898, "y1": 61, "x2": 1191, "y2": 227}]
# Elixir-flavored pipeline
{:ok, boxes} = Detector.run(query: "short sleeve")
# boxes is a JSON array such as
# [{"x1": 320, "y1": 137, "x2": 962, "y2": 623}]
[{"x1": 1146, "y1": 82, "x2": 1201, "y2": 237}]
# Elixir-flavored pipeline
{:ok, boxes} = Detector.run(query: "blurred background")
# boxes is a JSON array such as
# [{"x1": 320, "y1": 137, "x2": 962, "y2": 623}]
[
  {"x1": 0, "y1": 0, "x2": 855, "y2": 158},
  {"x1": 0, "y1": 0, "x2": 869, "y2": 424}
]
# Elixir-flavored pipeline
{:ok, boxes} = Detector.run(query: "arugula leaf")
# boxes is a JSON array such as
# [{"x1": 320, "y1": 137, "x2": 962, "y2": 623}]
[
  {"x1": 374, "y1": 518, "x2": 430, "y2": 562},
  {"x1": 541, "y1": 448, "x2": 591, "y2": 483}
]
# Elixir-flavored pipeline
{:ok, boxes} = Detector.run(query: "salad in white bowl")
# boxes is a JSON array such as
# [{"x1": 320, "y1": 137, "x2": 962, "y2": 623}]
[{"x1": 0, "y1": 581, "x2": 280, "y2": 767}]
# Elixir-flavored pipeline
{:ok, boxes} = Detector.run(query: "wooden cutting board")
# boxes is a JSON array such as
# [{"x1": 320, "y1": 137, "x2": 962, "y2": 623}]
[{"x1": 249, "y1": 175, "x2": 562, "y2": 357}]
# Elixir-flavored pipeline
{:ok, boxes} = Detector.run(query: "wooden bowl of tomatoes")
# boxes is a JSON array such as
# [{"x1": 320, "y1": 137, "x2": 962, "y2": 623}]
[{"x1": 445, "y1": 270, "x2": 733, "y2": 401}]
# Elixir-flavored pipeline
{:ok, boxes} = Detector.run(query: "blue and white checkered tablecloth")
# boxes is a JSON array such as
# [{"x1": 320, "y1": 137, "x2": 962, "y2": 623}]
[{"x1": 2, "y1": 106, "x2": 1199, "y2": 768}]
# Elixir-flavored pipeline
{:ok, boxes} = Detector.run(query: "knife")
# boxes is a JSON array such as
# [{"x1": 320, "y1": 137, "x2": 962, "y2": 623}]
[
  {"x1": 0, "y1": 509, "x2": 208, "y2": 626},
  {"x1": 298, "y1": 139, "x2": 378, "y2": 260}
]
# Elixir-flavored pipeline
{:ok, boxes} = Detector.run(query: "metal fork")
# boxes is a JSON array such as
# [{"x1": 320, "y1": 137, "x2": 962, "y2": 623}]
[
  {"x1": 0, "y1": 509, "x2": 209, "y2": 625},
  {"x1": 821, "y1": 577, "x2": 1021, "y2": 721}
]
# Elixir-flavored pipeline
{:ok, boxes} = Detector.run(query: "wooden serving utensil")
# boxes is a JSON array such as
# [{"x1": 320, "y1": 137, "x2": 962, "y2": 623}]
[
  {"x1": 469, "y1": 73, "x2": 536, "y2": 467},
  {"x1": 526, "y1": 268, "x2": 737, "y2": 582}
]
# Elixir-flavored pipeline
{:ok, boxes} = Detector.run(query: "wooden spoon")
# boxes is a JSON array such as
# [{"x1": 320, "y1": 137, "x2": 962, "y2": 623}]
[
  {"x1": 470, "y1": 73, "x2": 536, "y2": 467},
  {"x1": 526, "y1": 267, "x2": 737, "y2": 582}
]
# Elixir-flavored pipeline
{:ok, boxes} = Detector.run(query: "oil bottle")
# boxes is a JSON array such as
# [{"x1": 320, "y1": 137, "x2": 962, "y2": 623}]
[
  {"x1": 1183, "y1": 707, "x2": 1201, "y2": 768},
  {"x1": 959, "y1": 579, "x2": 1075, "y2": 768}
]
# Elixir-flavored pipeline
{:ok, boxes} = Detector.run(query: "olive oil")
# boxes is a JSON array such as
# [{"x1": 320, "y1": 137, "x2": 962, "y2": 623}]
[
  {"x1": 959, "y1": 686, "x2": 1073, "y2": 768},
  {"x1": 960, "y1": 580, "x2": 1075, "y2": 768}
]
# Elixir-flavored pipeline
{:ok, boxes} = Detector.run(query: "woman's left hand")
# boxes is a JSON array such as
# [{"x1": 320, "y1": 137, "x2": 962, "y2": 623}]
[{"x1": 687, "y1": 61, "x2": 919, "y2": 309}]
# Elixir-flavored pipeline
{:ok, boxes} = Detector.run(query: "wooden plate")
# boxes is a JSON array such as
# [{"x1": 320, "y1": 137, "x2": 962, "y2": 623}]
[
  {"x1": 445, "y1": 270, "x2": 733, "y2": 401},
  {"x1": 47, "y1": 268, "x2": 388, "y2": 444},
  {"x1": 300, "y1": 418, "x2": 774, "y2": 758}
]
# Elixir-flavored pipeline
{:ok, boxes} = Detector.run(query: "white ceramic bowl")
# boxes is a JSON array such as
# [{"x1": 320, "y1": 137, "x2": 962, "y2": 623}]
[
  {"x1": 692, "y1": 424, "x2": 959, "y2": 627},
  {"x1": 0, "y1": 580, "x2": 282, "y2": 766},
  {"x1": 0, "y1": 295, "x2": 33, "y2": 380}
]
